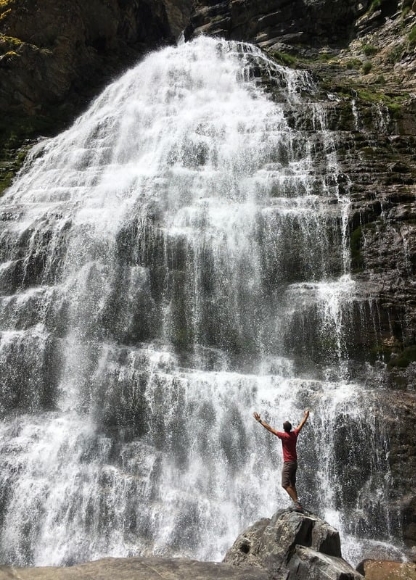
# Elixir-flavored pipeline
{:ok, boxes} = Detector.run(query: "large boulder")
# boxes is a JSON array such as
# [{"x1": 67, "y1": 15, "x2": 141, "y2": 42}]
[
  {"x1": 357, "y1": 558, "x2": 416, "y2": 579},
  {"x1": 223, "y1": 509, "x2": 363, "y2": 579}
]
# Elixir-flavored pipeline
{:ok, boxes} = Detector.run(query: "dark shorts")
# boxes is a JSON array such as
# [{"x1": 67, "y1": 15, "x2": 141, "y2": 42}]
[{"x1": 282, "y1": 461, "x2": 297, "y2": 488}]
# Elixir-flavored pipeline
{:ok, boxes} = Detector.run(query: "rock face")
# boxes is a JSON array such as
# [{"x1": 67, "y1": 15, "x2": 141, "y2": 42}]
[
  {"x1": 186, "y1": 0, "x2": 371, "y2": 47},
  {"x1": 223, "y1": 509, "x2": 363, "y2": 579},
  {"x1": 0, "y1": 0, "x2": 174, "y2": 116}
]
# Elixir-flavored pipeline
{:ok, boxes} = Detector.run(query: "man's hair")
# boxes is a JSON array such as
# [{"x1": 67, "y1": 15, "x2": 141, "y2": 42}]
[{"x1": 283, "y1": 421, "x2": 292, "y2": 433}]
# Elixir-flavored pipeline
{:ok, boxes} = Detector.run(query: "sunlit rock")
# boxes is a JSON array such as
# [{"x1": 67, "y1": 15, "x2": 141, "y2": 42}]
[{"x1": 224, "y1": 509, "x2": 362, "y2": 579}]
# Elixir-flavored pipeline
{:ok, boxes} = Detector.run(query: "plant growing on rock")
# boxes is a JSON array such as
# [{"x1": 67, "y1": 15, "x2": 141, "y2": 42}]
[
  {"x1": 271, "y1": 51, "x2": 298, "y2": 67},
  {"x1": 346, "y1": 58, "x2": 362, "y2": 69},
  {"x1": 369, "y1": 0, "x2": 381, "y2": 13},
  {"x1": 362, "y1": 61, "x2": 373, "y2": 74},
  {"x1": 387, "y1": 42, "x2": 405, "y2": 63},
  {"x1": 363, "y1": 43, "x2": 378, "y2": 56},
  {"x1": 408, "y1": 23, "x2": 416, "y2": 47}
]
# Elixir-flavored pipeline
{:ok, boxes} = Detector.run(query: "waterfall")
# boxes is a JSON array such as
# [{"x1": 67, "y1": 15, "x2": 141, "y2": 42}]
[{"x1": 0, "y1": 36, "x2": 402, "y2": 567}]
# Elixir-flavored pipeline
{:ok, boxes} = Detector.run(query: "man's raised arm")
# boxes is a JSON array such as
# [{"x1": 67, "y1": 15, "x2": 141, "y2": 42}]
[
  {"x1": 296, "y1": 409, "x2": 310, "y2": 433},
  {"x1": 253, "y1": 411, "x2": 279, "y2": 436}
]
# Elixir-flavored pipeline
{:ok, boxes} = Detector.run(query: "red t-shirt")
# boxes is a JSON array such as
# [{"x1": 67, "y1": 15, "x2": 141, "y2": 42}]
[{"x1": 276, "y1": 428, "x2": 299, "y2": 462}]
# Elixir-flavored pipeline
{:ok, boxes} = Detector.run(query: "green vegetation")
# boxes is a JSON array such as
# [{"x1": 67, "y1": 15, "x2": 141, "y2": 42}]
[
  {"x1": 345, "y1": 58, "x2": 362, "y2": 70},
  {"x1": 370, "y1": 343, "x2": 393, "y2": 364},
  {"x1": 271, "y1": 51, "x2": 299, "y2": 67},
  {"x1": 0, "y1": 35, "x2": 25, "y2": 66},
  {"x1": 318, "y1": 52, "x2": 332, "y2": 62},
  {"x1": 362, "y1": 61, "x2": 372, "y2": 74},
  {"x1": 0, "y1": 0, "x2": 15, "y2": 8},
  {"x1": 362, "y1": 44, "x2": 378, "y2": 57},
  {"x1": 375, "y1": 74, "x2": 386, "y2": 85},
  {"x1": 3, "y1": 49, "x2": 18, "y2": 58},
  {"x1": 0, "y1": 147, "x2": 28, "y2": 193},
  {"x1": 408, "y1": 24, "x2": 416, "y2": 47},
  {"x1": 369, "y1": 0, "x2": 381, "y2": 13},
  {"x1": 387, "y1": 43, "x2": 404, "y2": 63},
  {"x1": 346, "y1": 86, "x2": 407, "y2": 119},
  {"x1": 269, "y1": 49, "x2": 336, "y2": 70},
  {"x1": 0, "y1": 34, "x2": 22, "y2": 53},
  {"x1": 385, "y1": 100, "x2": 403, "y2": 118}
]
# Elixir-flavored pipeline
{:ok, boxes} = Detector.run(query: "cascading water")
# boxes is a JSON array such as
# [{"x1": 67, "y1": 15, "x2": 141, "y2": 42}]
[{"x1": 0, "y1": 36, "x2": 403, "y2": 567}]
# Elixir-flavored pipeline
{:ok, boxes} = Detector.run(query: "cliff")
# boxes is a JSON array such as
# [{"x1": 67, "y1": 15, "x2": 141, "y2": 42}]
[{"x1": 1, "y1": 0, "x2": 416, "y2": 562}]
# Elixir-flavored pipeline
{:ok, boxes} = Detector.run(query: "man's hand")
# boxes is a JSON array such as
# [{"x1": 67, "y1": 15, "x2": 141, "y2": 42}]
[
  {"x1": 297, "y1": 409, "x2": 310, "y2": 432},
  {"x1": 253, "y1": 411, "x2": 261, "y2": 423}
]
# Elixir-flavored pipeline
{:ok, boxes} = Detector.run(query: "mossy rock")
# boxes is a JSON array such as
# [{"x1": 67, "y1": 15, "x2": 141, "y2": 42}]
[{"x1": 0, "y1": 34, "x2": 23, "y2": 55}]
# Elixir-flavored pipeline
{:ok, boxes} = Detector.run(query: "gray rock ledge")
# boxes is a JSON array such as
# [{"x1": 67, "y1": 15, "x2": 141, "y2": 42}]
[{"x1": 0, "y1": 557, "x2": 268, "y2": 579}]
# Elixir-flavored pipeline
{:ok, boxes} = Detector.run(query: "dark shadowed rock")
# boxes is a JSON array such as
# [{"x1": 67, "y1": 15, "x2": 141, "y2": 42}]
[
  {"x1": 0, "y1": 0, "x2": 175, "y2": 116},
  {"x1": 186, "y1": 0, "x2": 370, "y2": 47}
]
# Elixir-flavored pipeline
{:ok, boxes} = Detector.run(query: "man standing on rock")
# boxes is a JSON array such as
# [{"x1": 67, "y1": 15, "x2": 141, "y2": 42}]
[{"x1": 253, "y1": 409, "x2": 310, "y2": 512}]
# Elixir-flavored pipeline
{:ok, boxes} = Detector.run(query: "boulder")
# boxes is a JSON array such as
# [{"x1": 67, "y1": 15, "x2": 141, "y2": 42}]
[
  {"x1": 223, "y1": 509, "x2": 363, "y2": 579},
  {"x1": 356, "y1": 558, "x2": 416, "y2": 579}
]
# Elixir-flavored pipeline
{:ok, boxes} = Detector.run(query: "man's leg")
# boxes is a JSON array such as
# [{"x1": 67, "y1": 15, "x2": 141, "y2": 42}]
[
  {"x1": 282, "y1": 462, "x2": 302, "y2": 510},
  {"x1": 283, "y1": 484, "x2": 298, "y2": 503}
]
